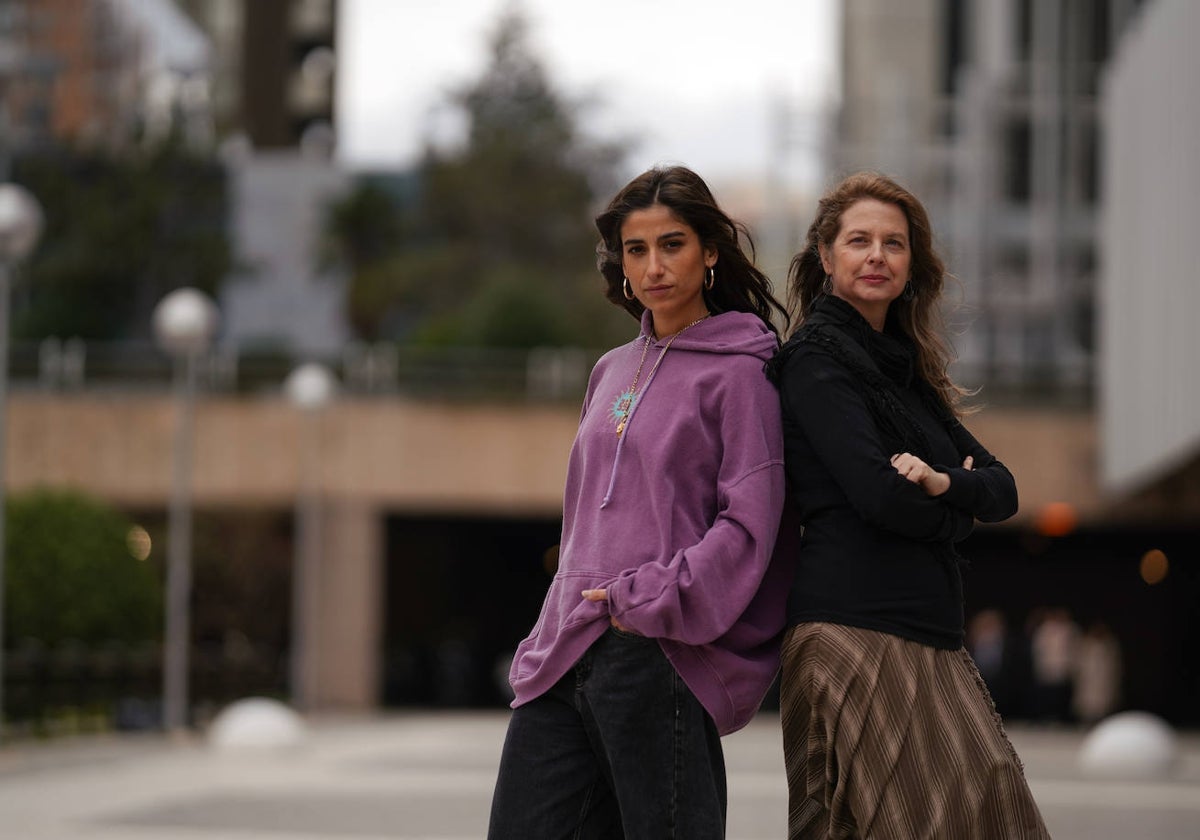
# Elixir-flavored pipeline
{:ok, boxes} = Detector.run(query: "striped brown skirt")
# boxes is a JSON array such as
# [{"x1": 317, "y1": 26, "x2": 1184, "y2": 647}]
[{"x1": 780, "y1": 622, "x2": 1051, "y2": 839}]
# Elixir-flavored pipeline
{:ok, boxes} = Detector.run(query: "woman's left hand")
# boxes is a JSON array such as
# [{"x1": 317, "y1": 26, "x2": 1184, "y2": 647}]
[
  {"x1": 890, "y1": 452, "x2": 951, "y2": 497},
  {"x1": 581, "y1": 588, "x2": 635, "y2": 633}
]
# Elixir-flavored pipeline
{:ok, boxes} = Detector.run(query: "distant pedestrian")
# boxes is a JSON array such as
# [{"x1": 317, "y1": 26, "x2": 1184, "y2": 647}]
[
  {"x1": 1073, "y1": 620, "x2": 1121, "y2": 725},
  {"x1": 968, "y1": 608, "x2": 1019, "y2": 717},
  {"x1": 767, "y1": 172, "x2": 1050, "y2": 839},
  {"x1": 1031, "y1": 607, "x2": 1080, "y2": 723},
  {"x1": 487, "y1": 166, "x2": 791, "y2": 839}
]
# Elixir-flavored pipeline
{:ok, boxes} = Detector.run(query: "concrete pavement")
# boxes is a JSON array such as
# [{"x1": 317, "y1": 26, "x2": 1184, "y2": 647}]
[{"x1": 1, "y1": 710, "x2": 1198, "y2": 839}]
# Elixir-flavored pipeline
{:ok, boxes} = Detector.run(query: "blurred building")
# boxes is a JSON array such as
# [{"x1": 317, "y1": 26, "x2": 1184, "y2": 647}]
[
  {"x1": 220, "y1": 151, "x2": 351, "y2": 355},
  {"x1": 178, "y1": 0, "x2": 336, "y2": 155},
  {"x1": 0, "y1": 0, "x2": 211, "y2": 160},
  {"x1": 835, "y1": 0, "x2": 1144, "y2": 397},
  {"x1": 0, "y1": 0, "x2": 346, "y2": 353},
  {"x1": 0, "y1": 0, "x2": 135, "y2": 154},
  {"x1": 1100, "y1": 0, "x2": 1200, "y2": 504},
  {"x1": 177, "y1": 0, "x2": 348, "y2": 354}
]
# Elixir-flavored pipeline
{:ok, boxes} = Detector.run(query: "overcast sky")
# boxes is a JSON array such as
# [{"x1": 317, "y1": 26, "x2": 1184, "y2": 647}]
[{"x1": 336, "y1": 0, "x2": 838, "y2": 189}]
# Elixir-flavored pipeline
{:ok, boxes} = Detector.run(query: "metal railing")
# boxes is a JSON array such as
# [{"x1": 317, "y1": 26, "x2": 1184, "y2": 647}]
[
  {"x1": 10, "y1": 337, "x2": 1091, "y2": 407},
  {"x1": 2, "y1": 637, "x2": 286, "y2": 737},
  {"x1": 10, "y1": 338, "x2": 600, "y2": 403}
]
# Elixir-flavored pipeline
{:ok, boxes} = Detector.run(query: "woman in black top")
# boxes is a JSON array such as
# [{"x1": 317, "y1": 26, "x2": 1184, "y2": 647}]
[{"x1": 767, "y1": 172, "x2": 1050, "y2": 839}]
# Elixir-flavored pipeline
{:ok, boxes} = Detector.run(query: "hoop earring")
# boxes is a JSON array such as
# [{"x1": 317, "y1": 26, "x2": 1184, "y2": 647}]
[
  {"x1": 704, "y1": 266, "x2": 715, "y2": 291},
  {"x1": 623, "y1": 276, "x2": 634, "y2": 300},
  {"x1": 902, "y1": 282, "x2": 915, "y2": 301},
  {"x1": 821, "y1": 275, "x2": 832, "y2": 296}
]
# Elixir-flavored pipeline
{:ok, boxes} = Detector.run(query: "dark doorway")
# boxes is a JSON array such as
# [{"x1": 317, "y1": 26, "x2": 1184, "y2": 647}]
[{"x1": 381, "y1": 513, "x2": 560, "y2": 708}]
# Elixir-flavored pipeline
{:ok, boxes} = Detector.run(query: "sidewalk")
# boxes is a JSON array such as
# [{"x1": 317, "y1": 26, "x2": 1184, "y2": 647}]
[{"x1": 1, "y1": 710, "x2": 1198, "y2": 839}]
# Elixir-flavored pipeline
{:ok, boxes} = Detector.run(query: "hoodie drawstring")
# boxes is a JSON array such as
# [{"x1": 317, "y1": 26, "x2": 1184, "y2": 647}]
[{"x1": 600, "y1": 346, "x2": 674, "y2": 508}]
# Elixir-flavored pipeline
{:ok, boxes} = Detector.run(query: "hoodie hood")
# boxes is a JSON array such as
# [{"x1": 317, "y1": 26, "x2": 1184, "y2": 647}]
[{"x1": 639, "y1": 309, "x2": 779, "y2": 361}]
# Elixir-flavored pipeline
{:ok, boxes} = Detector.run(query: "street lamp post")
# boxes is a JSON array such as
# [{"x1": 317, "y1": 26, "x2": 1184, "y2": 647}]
[
  {"x1": 0, "y1": 183, "x2": 43, "y2": 742},
  {"x1": 152, "y1": 288, "x2": 219, "y2": 733},
  {"x1": 283, "y1": 362, "x2": 335, "y2": 712}
]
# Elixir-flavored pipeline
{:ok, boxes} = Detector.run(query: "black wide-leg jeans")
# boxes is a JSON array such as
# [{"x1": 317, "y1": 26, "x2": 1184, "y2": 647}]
[{"x1": 487, "y1": 627, "x2": 727, "y2": 839}]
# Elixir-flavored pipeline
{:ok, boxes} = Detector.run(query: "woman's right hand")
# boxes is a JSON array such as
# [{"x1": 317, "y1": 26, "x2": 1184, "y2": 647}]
[
  {"x1": 891, "y1": 453, "x2": 973, "y2": 497},
  {"x1": 582, "y1": 588, "x2": 637, "y2": 633}
]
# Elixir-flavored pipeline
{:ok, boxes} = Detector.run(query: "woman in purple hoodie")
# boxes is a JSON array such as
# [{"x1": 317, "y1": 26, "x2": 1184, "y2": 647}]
[{"x1": 487, "y1": 166, "x2": 791, "y2": 839}]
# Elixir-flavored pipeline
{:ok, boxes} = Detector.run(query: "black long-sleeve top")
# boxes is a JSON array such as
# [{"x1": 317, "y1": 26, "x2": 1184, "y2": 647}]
[{"x1": 771, "y1": 296, "x2": 1017, "y2": 650}]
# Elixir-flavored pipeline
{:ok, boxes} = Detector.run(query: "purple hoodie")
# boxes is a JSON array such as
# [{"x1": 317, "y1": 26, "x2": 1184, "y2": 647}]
[{"x1": 508, "y1": 310, "x2": 791, "y2": 735}]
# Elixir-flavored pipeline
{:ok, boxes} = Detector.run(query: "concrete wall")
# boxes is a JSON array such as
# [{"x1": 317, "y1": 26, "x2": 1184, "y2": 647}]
[
  {"x1": 10, "y1": 392, "x2": 577, "y2": 511},
  {"x1": 10, "y1": 390, "x2": 1115, "y2": 519}
]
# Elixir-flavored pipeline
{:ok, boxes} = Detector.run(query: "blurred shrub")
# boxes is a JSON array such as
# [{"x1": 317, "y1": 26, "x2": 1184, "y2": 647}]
[{"x1": 5, "y1": 488, "x2": 161, "y2": 645}]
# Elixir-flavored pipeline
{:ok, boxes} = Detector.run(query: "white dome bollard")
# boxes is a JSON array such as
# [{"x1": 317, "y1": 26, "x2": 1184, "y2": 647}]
[
  {"x1": 207, "y1": 697, "x2": 308, "y2": 751},
  {"x1": 1078, "y1": 711, "x2": 1179, "y2": 779}
]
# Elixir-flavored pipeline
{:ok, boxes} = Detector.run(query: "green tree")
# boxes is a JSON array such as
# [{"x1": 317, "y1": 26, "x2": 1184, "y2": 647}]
[
  {"x1": 11, "y1": 140, "x2": 231, "y2": 343},
  {"x1": 5, "y1": 489, "x2": 161, "y2": 645},
  {"x1": 325, "y1": 9, "x2": 630, "y2": 349},
  {"x1": 320, "y1": 178, "x2": 412, "y2": 339}
]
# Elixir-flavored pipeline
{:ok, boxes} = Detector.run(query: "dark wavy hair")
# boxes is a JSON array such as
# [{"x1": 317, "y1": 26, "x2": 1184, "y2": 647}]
[
  {"x1": 786, "y1": 171, "x2": 967, "y2": 414},
  {"x1": 595, "y1": 166, "x2": 787, "y2": 339}
]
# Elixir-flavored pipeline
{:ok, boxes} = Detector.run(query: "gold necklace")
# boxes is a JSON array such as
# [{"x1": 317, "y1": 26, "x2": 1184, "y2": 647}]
[{"x1": 611, "y1": 313, "x2": 710, "y2": 436}]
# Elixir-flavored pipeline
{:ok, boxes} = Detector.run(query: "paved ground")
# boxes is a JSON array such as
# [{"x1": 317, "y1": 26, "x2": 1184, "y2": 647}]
[{"x1": 1, "y1": 710, "x2": 1198, "y2": 839}]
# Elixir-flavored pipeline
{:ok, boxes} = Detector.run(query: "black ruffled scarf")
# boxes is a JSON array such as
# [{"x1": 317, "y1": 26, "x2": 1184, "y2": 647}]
[{"x1": 767, "y1": 295, "x2": 951, "y2": 458}]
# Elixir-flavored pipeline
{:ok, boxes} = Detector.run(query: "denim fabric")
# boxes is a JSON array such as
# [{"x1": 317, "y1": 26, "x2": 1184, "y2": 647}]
[{"x1": 488, "y1": 627, "x2": 727, "y2": 839}]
